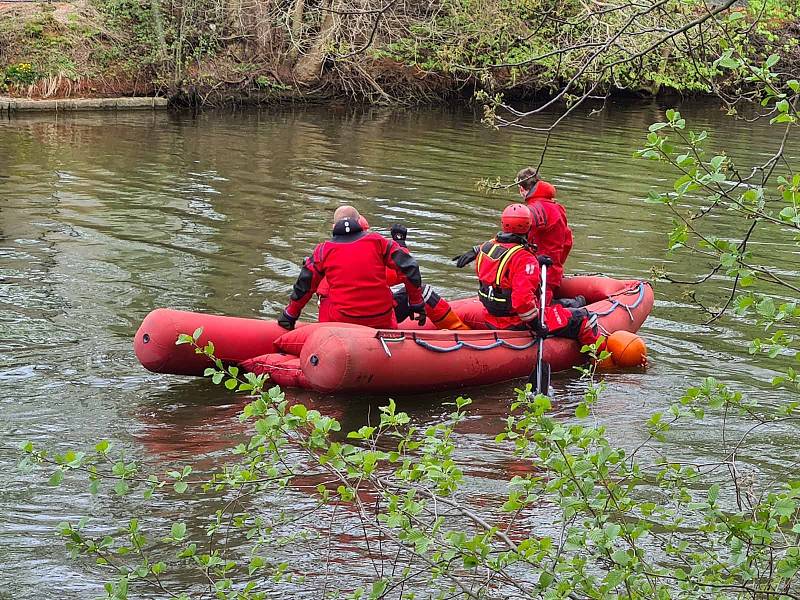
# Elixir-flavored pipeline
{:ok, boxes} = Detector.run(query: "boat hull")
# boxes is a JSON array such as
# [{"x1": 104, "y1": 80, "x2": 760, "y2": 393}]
[{"x1": 134, "y1": 276, "x2": 653, "y2": 393}]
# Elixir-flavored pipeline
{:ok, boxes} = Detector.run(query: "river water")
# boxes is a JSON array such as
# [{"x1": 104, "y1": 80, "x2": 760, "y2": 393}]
[{"x1": 0, "y1": 102, "x2": 798, "y2": 598}]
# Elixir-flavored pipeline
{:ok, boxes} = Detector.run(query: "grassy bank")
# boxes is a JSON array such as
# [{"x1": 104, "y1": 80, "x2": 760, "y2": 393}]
[{"x1": 1, "y1": 0, "x2": 798, "y2": 106}]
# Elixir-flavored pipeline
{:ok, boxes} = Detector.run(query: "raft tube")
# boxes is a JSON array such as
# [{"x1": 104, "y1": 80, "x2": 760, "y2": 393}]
[{"x1": 134, "y1": 276, "x2": 653, "y2": 394}]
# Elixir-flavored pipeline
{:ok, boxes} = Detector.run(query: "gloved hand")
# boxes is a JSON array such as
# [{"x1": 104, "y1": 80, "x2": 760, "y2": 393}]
[
  {"x1": 390, "y1": 224, "x2": 408, "y2": 248},
  {"x1": 533, "y1": 315, "x2": 548, "y2": 337},
  {"x1": 452, "y1": 246, "x2": 479, "y2": 268},
  {"x1": 277, "y1": 310, "x2": 297, "y2": 331},
  {"x1": 537, "y1": 255, "x2": 554, "y2": 267},
  {"x1": 409, "y1": 303, "x2": 427, "y2": 326}
]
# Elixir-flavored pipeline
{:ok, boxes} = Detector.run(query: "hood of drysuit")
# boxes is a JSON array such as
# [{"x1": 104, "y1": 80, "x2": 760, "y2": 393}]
[
  {"x1": 525, "y1": 180, "x2": 557, "y2": 202},
  {"x1": 331, "y1": 218, "x2": 365, "y2": 239},
  {"x1": 495, "y1": 232, "x2": 530, "y2": 246}
]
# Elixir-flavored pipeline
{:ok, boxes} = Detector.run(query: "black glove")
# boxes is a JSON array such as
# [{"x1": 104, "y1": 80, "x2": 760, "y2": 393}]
[
  {"x1": 277, "y1": 310, "x2": 297, "y2": 331},
  {"x1": 390, "y1": 224, "x2": 408, "y2": 248},
  {"x1": 537, "y1": 255, "x2": 554, "y2": 267},
  {"x1": 409, "y1": 303, "x2": 427, "y2": 326},
  {"x1": 532, "y1": 313, "x2": 548, "y2": 336},
  {"x1": 452, "y1": 246, "x2": 479, "y2": 269}
]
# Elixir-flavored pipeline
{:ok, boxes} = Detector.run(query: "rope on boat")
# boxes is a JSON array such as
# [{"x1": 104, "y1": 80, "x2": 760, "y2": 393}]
[
  {"x1": 375, "y1": 281, "x2": 649, "y2": 356},
  {"x1": 376, "y1": 331, "x2": 536, "y2": 356},
  {"x1": 414, "y1": 335, "x2": 537, "y2": 354},
  {"x1": 590, "y1": 282, "x2": 647, "y2": 319}
]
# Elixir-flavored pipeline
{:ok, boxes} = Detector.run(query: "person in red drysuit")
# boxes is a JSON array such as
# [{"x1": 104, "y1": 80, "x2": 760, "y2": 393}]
[
  {"x1": 515, "y1": 167, "x2": 578, "y2": 306},
  {"x1": 473, "y1": 203, "x2": 599, "y2": 347},
  {"x1": 278, "y1": 206, "x2": 427, "y2": 330},
  {"x1": 316, "y1": 220, "x2": 465, "y2": 329},
  {"x1": 452, "y1": 168, "x2": 583, "y2": 309}
]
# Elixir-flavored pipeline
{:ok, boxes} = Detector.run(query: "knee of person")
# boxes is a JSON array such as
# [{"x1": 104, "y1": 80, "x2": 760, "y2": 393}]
[{"x1": 569, "y1": 307, "x2": 589, "y2": 319}]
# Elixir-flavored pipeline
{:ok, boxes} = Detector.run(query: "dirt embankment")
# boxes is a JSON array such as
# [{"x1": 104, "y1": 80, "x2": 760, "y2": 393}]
[{"x1": 1, "y1": 0, "x2": 799, "y2": 107}]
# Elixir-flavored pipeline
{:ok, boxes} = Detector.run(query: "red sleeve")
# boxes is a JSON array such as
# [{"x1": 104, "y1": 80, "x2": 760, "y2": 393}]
[
  {"x1": 383, "y1": 238, "x2": 424, "y2": 306},
  {"x1": 562, "y1": 222, "x2": 574, "y2": 265},
  {"x1": 285, "y1": 243, "x2": 326, "y2": 318},
  {"x1": 385, "y1": 268, "x2": 403, "y2": 287},
  {"x1": 510, "y1": 252, "x2": 541, "y2": 323}
]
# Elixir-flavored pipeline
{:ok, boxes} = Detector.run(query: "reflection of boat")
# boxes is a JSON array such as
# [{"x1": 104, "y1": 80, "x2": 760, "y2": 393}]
[{"x1": 134, "y1": 276, "x2": 653, "y2": 394}]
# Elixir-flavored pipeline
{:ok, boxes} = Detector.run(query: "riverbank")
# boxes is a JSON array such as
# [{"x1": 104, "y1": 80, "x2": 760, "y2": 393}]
[{"x1": 1, "y1": 0, "x2": 798, "y2": 107}]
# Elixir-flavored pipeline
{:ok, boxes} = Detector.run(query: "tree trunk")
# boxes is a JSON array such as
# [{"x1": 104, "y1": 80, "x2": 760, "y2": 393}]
[
  {"x1": 150, "y1": 0, "x2": 168, "y2": 59},
  {"x1": 288, "y1": 0, "x2": 306, "y2": 63},
  {"x1": 292, "y1": 0, "x2": 338, "y2": 84}
]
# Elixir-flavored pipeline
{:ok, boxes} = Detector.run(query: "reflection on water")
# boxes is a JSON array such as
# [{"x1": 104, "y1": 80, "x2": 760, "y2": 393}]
[{"x1": 1, "y1": 102, "x2": 798, "y2": 596}]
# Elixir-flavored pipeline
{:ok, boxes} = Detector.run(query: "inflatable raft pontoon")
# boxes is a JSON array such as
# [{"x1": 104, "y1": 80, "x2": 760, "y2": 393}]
[{"x1": 134, "y1": 276, "x2": 653, "y2": 394}]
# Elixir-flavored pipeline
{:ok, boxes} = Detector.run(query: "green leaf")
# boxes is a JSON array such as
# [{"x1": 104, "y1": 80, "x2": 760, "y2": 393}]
[
  {"x1": 369, "y1": 579, "x2": 388, "y2": 599},
  {"x1": 771, "y1": 113, "x2": 795, "y2": 124},
  {"x1": 538, "y1": 570, "x2": 554, "y2": 588},
  {"x1": 575, "y1": 403, "x2": 589, "y2": 418},
  {"x1": 765, "y1": 53, "x2": 780, "y2": 69},
  {"x1": 171, "y1": 522, "x2": 187, "y2": 540},
  {"x1": 114, "y1": 481, "x2": 130, "y2": 496},
  {"x1": 708, "y1": 483, "x2": 720, "y2": 505},
  {"x1": 175, "y1": 334, "x2": 194, "y2": 346},
  {"x1": 212, "y1": 372, "x2": 224, "y2": 385},
  {"x1": 174, "y1": 481, "x2": 188, "y2": 494},
  {"x1": 248, "y1": 556, "x2": 266, "y2": 576},
  {"x1": 290, "y1": 404, "x2": 308, "y2": 419},
  {"x1": 774, "y1": 497, "x2": 796, "y2": 517},
  {"x1": 717, "y1": 55, "x2": 740, "y2": 70},
  {"x1": 192, "y1": 327, "x2": 203, "y2": 341},
  {"x1": 49, "y1": 470, "x2": 64, "y2": 486},
  {"x1": 611, "y1": 549, "x2": 632, "y2": 565},
  {"x1": 224, "y1": 378, "x2": 238, "y2": 390}
]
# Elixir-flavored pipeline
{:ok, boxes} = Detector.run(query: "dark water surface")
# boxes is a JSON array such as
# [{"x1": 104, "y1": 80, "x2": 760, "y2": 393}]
[{"x1": 1, "y1": 102, "x2": 798, "y2": 597}]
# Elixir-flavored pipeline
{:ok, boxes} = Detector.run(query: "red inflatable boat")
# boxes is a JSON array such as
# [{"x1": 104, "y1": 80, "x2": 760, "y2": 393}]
[{"x1": 134, "y1": 276, "x2": 653, "y2": 394}]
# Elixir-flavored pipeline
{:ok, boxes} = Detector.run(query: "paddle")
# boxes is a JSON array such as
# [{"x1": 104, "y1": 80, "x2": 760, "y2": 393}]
[{"x1": 528, "y1": 263, "x2": 551, "y2": 396}]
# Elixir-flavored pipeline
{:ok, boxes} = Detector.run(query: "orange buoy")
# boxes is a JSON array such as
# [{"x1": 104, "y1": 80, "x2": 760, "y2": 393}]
[{"x1": 606, "y1": 330, "x2": 648, "y2": 368}]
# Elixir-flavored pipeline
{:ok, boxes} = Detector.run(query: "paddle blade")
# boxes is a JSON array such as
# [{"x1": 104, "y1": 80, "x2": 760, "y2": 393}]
[{"x1": 528, "y1": 361, "x2": 551, "y2": 396}]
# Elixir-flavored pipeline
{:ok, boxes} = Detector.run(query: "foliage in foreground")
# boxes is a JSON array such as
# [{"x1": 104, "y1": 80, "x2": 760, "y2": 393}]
[{"x1": 19, "y1": 323, "x2": 800, "y2": 598}]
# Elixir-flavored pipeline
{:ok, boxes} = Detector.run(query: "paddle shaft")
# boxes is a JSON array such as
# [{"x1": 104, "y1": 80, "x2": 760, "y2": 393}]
[{"x1": 535, "y1": 264, "x2": 549, "y2": 394}]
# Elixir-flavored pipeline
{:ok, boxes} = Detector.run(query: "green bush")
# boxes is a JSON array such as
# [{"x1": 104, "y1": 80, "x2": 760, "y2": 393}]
[{"x1": 4, "y1": 62, "x2": 40, "y2": 86}]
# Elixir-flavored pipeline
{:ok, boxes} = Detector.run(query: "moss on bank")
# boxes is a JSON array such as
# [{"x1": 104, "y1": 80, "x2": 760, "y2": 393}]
[{"x1": 1, "y1": 0, "x2": 798, "y2": 105}]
